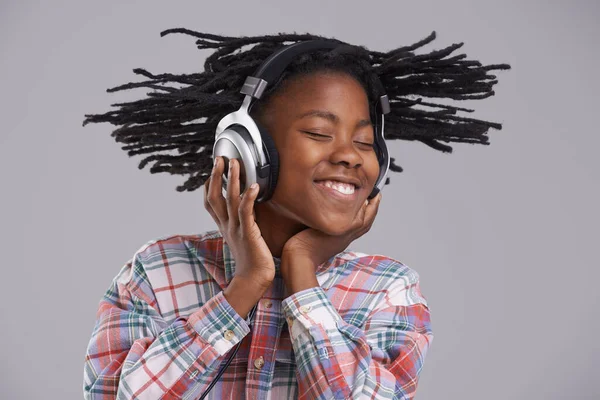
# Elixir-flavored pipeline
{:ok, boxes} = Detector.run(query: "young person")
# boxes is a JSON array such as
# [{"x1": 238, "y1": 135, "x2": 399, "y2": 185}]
[{"x1": 82, "y1": 29, "x2": 509, "y2": 399}]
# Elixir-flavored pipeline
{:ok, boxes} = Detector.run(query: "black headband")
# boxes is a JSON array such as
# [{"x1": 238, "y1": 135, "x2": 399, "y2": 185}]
[{"x1": 240, "y1": 40, "x2": 390, "y2": 114}]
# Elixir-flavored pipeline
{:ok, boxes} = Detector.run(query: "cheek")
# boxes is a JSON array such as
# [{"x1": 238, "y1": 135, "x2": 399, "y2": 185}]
[
  {"x1": 365, "y1": 153, "x2": 381, "y2": 185},
  {"x1": 276, "y1": 141, "x2": 319, "y2": 184},
  {"x1": 276, "y1": 164, "x2": 314, "y2": 203},
  {"x1": 270, "y1": 150, "x2": 311, "y2": 199}
]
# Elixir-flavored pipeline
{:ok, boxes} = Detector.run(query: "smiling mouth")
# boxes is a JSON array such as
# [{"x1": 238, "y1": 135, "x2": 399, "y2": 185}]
[{"x1": 314, "y1": 180, "x2": 359, "y2": 201}]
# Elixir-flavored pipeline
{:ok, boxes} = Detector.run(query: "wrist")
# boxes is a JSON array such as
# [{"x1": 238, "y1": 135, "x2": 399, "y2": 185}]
[
  {"x1": 286, "y1": 276, "x2": 319, "y2": 295},
  {"x1": 281, "y1": 248, "x2": 314, "y2": 266},
  {"x1": 280, "y1": 253, "x2": 319, "y2": 294},
  {"x1": 224, "y1": 276, "x2": 269, "y2": 318}
]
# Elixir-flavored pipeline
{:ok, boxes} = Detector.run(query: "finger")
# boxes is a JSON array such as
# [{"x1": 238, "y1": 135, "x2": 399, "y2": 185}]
[
  {"x1": 350, "y1": 197, "x2": 370, "y2": 229},
  {"x1": 226, "y1": 158, "x2": 242, "y2": 228},
  {"x1": 203, "y1": 178, "x2": 220, "y2": 226},
  {"x1": 239, "y1": 183, "x2": 260, "y2": 234},
  {"x1": 360, "y1": 193, "x2": 382, "y2": 233},
  {"x1": 207, "y1": 156, "x2": 228, "y2": 222}
]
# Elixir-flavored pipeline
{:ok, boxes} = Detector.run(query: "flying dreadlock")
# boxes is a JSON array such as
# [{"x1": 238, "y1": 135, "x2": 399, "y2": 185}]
[{"x1": 82, "y1": 28, "x2": 511, "y2": 192}]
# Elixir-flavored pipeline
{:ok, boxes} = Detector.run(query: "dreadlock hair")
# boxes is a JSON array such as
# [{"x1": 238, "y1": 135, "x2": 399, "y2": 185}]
[{"x1": 82, "y1": 28, "x2": 510, "y2": 192}]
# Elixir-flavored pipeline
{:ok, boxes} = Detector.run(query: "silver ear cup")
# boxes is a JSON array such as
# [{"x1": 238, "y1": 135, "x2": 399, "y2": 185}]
[{"x1": 213, "y1": 125, "x2": 269, "y2": 200}]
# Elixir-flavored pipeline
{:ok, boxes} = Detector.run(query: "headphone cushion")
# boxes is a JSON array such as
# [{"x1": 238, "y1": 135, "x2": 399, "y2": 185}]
[{"x1": 254, "y1": 121, "x2": 280, "y2": 197}]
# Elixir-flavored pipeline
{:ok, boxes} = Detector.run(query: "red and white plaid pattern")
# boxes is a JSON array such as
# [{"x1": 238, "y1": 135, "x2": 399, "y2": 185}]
[{"x1": 84, "y1": 230, "x2": 433, "y2": 399}]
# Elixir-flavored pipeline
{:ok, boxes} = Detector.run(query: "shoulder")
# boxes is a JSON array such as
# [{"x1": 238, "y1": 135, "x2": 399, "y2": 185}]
[
  {"x1": 114, "y1": 230, "x2": 226, "y2": 319},
  {"x1": 337, "y1": 250, "x2": 421, "y2": 284},
  {"x1": 332, "y1": 250, "x2": 428, "y2": 307},
  {"x1": 133, "y1": 230, "x2": 222, "y2": 263},
  {"x1": 116, "y1": 230, "x2": 223, "y2": 287}
]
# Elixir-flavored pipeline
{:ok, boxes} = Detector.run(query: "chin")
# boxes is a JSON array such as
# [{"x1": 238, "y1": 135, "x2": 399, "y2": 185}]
[
  {"x1": 308, "y1": 214, "x2": 358, "y2": 236},
  {"x1": 271, "y1": 187, "x2": 366, "y2": 236}
]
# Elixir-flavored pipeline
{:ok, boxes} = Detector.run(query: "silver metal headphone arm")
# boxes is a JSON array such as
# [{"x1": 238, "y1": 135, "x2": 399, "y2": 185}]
[
  {"x1": 215, "y1": 95, "x2": 268, "y2": 167},
  {"x1": 374, "y1": 114, "x2": 390, "y2": 192}
]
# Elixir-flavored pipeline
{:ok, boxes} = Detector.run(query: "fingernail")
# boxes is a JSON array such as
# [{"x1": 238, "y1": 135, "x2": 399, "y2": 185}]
[
  {"x1": 213, "y1": 156, "x2": 218, "y2": 167},
  {"x1": 250, "y1": 183, "x2": 258, "y2": 190},
  {"x1": 365, "y1": 200, "x2": 369, "y2": 206}
]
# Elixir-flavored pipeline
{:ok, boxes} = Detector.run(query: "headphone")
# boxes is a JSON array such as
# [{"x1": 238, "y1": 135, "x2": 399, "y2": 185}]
[{"x1": 213, "y1": 40, "x2": 391, "y2": 202}]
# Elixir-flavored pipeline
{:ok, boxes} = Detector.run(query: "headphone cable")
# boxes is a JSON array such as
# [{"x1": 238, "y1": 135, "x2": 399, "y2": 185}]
[{"x1": 198, "y1": 304, "x2": 258, "y2": 399}]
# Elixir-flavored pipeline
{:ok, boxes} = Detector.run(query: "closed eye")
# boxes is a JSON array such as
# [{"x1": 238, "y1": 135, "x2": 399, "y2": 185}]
[
  {"x1": 301, "y1": 131, "x2": 332, "y2": 140},
  {"x1": 301, "y1": 131, "x2": 374, "y2": 149},
  {"x1": 355, "y1": 141, "x2": 375, "y2": 148}
]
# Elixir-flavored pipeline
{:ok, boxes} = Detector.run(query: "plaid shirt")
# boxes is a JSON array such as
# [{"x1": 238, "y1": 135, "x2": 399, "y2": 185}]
[{"x1": 84, "y1": 230, "x2": 433, "y2": 400}]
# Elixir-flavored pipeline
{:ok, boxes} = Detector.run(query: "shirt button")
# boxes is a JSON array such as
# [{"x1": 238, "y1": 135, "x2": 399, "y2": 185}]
[
  {"x1": 286, "y1": 316, "x2": 294, "y2": 327},
  {"x1": 254, "y1": 356, "x2": 264, "y2": 370},
  {"x1": 263, "y1": 300, "x2": 273, "y2": 309},
  {"x1": 299, "y1": 305, "x2": 311, "y2": 314},
  {"x1": 223, "y1": 329, "x2": 235, "y2": 341}
]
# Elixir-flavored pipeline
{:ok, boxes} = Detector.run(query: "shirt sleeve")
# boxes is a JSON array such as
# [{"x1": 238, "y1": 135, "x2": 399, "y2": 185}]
[
  {"x1": 281, "y1": 272, "x2": 433, "y2": 400},
  {"x1": 83, "y1": 253, "x2": 250, "y2": 400}
]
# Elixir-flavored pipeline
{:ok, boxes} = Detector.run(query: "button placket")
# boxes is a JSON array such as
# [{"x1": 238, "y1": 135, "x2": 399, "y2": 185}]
[
  {"x1": 254, "y1": 355, "x2": 265, "y2": 370},
  {"x1": 244, "y1": 299, "x2": 285, "y2": 398},
  {"x1": 244, "y1": 294, "x2": 286, "y2": 398}
]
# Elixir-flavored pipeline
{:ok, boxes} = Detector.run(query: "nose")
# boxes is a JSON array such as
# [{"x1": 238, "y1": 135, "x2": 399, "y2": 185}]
[{"x1": 328, "y1": 137, "x2": 363, "y2": 168}]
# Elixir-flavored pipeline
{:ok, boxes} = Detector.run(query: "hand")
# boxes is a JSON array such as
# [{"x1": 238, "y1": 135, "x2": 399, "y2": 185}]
[
  {"x1": 204, "y1": 157, "x2": 275, "y2": 316},
  {"x1": 281, "y1": 193, "x2": 382, "y2": 293}
]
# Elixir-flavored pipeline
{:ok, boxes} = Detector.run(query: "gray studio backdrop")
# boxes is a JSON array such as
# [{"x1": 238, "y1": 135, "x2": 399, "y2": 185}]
[{"x1": 1, "y1": 1, "x2": 598, "y2": 399}]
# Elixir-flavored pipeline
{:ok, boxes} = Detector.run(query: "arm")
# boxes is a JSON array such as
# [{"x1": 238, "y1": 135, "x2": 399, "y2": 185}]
[
  {"x1": 281, "y1": 270, "x2": 433, "y2": 400},
  {"x1": 83, "y1": 254, "x2": 251, "y2": 400}
]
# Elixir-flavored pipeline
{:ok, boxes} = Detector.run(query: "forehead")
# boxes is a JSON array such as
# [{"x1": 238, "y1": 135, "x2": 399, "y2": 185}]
[{"x1": 265, "y1": 71, "x2": 371, "y2": 116}]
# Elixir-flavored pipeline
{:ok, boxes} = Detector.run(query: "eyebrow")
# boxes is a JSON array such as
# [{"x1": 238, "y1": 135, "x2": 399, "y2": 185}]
[{"x1": 296, "y1": 109, "x2": 372, "y2": 128}]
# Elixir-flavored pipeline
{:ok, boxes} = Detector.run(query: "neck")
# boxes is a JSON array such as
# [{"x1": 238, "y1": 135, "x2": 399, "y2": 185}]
[{"x1": 254, "y1": 202, "x2": 307, "y2": 258}]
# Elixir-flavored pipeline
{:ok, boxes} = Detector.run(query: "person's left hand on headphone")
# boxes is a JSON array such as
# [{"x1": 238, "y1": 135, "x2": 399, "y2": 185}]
[{"x1": 280, "y1": 193, "x2": 382, "y2": 295}]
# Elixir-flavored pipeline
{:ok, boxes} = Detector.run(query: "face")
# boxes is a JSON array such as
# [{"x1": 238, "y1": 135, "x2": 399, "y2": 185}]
[{"x1": 253, "y1": 71, "x2": 380, "y2": 236}]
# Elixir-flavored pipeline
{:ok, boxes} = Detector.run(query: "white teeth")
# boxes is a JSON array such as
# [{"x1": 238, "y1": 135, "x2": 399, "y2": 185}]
[{"x1": 323, "y1": 180, "x2": 355, "y2": 194}]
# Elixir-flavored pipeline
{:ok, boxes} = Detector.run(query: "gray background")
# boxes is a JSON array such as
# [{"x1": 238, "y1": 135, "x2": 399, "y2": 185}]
[{"x1": 1, "y1": 0, "x2": 598, "y2": 399}]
